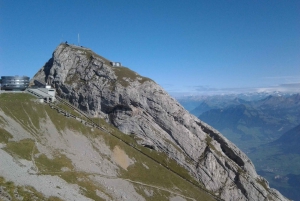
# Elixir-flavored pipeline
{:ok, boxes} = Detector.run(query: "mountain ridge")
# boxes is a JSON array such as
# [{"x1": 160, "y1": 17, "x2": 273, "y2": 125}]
[
  {"x1": 273, "y1": 124, "x2": 300, "y2": 150},
  {"x1": 30, "y1": 43, "x2": 288, "y2": 200}
]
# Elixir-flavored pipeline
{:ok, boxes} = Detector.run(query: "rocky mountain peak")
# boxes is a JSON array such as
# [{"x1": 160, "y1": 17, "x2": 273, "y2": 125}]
[{"x1": 32, "y1": 43, "x2": 288, "y2": 201}]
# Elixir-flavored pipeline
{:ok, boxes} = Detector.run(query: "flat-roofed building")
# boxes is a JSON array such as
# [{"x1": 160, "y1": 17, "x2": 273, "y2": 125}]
[{"x1": 26, "y1": 86, "x2": 56, "y2": 103}]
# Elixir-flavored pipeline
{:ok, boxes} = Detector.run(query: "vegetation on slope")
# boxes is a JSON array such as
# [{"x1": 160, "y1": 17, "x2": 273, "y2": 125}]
[
  {"x1": 59, "y1": 43, "x2": 111, "y2": 66},
  {"x1": 0, "y1": 93, "x2": 216, "y2": 201},
  {"x1": 113, "y1": 67, "x2": 153, "y2": 87},
  {"x1": 0, "y1": 176, "x2": 63, "y2": 201}
]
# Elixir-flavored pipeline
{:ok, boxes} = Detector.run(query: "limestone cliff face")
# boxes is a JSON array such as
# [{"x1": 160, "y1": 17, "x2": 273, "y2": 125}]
[{"x1": 32, "y1": 43, "x2": 287, "y2": 201}]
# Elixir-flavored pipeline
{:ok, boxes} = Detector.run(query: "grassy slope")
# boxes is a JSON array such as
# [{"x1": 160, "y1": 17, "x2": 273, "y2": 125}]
[
  {"x1": 0, "y1": 176, "x2": 63, "y2": 201},
  {"x1": 0, "y1": 93, "x2": 216, "y2": 201},
  {"x1": 113, "y1": 67, "x2": 153, "y2": 87}
]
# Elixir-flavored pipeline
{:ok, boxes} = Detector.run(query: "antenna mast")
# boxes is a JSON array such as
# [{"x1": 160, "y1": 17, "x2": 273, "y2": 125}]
[{"x1": 78, "y1": 33, "x2": 80, "y2": 46}]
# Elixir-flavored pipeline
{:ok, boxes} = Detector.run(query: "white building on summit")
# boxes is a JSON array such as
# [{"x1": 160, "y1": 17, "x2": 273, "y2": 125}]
[{"x1": 110, "y1": 62, "x2": 122, "y2": 67}]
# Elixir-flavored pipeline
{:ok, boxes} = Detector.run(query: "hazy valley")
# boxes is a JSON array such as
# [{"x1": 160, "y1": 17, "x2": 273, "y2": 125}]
[{"x1": 178, "y1": 93, "x2": 300, "y2": 200}]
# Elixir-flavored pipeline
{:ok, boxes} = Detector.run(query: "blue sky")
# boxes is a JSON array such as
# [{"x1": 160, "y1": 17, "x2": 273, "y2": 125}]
[{"x1": 0, "y1": 0, "x2": 299, "y2": 95}]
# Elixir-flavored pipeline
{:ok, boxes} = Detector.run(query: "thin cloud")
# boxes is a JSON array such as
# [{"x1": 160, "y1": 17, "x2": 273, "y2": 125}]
[
  {"x1": 169, "y1": 83, "x2": 300, "y2": 97},
  {"x1": 261, "y1": 76, "x2": 300, "y2": 85},
  {"x1": 262, "y1": 76, "x2": 298, "y2": 79},
  {"x1": 279, "y1": 83, "x2": 300, "y2": 88},
  {"x1": 256, "y1": 83, "x2": 300, "y2": 93},
  {"x1": 193, "y1": 86, "x2": 220, "y2": 92}
]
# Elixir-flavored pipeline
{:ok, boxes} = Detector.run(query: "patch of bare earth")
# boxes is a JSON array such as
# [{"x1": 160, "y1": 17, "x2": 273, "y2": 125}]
[{"x1": 112, "y1": 146, "x2": 134, "y2": 170}]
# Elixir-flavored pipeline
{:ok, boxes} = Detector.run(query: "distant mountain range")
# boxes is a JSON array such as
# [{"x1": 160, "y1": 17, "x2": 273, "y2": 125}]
[
  {"x1": 193, "y1": 98, "x2": 248, "y2": 116},
  {"x1": 178, "y1": 91, "x2": 298, "y2": 115},
  {"x1": 273, "y1": 124, "x2": 300, "y2": 153},
  {"x1": 178, "y1": 93, "x2": 300, "y2": 200},
  {"x1": 196, "y1": 94, "x2": 300, "y2": 151}
]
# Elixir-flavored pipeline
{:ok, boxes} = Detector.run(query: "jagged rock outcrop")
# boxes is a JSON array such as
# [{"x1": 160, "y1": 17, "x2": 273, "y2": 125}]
[{"x1": 32, "y1": 43, "x2": 288, "y2": 201}]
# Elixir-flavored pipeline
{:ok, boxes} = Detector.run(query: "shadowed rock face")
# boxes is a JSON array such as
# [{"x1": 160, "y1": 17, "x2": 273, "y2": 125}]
[{"x1": 32, "y1": 43, "x2": 288, "y2": 201}]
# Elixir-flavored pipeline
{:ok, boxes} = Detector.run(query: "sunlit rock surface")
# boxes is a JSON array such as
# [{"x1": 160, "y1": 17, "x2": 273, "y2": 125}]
[{"x1": 31, "y1": 43, "x2": 288, "y2": 201}]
